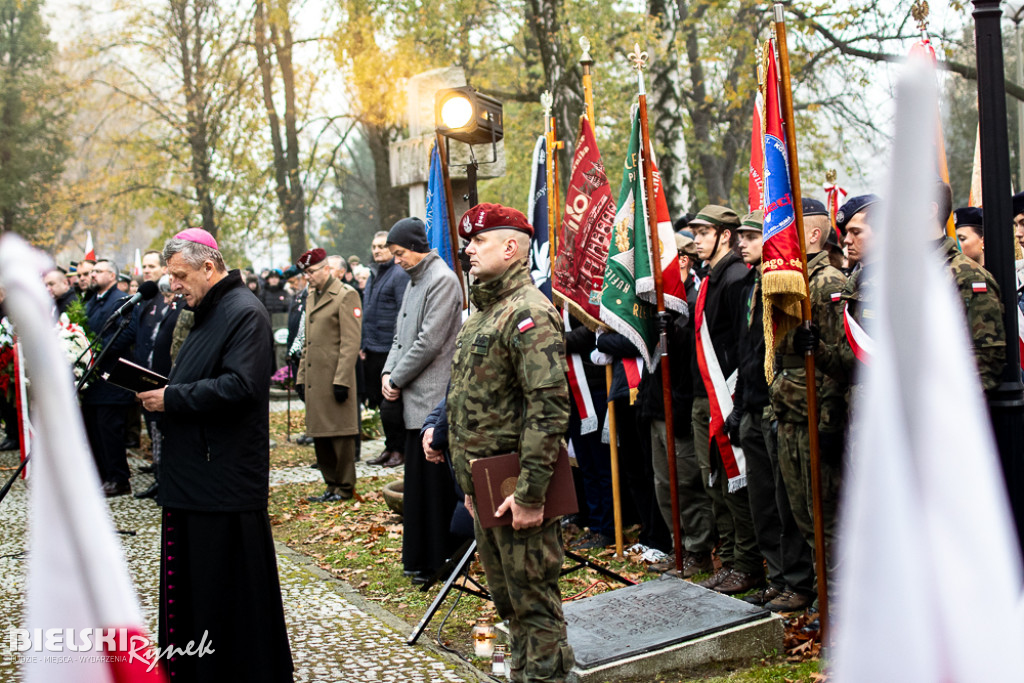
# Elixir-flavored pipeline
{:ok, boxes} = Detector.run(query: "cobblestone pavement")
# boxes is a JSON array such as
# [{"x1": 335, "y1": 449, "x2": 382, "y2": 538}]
[{"x1": 0, "y1": 447, "x2": 482, "y2": 683}]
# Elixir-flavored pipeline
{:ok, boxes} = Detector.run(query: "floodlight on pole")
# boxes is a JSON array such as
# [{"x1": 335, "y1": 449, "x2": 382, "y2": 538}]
[{"x1": 434, "y1": 86, "x2": 504, "y2": 146}]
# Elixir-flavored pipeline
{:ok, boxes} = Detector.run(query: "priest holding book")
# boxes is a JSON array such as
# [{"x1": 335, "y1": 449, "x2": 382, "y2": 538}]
[{"x1": 447, "y1": 203, "x2": 575, "y2": 683}]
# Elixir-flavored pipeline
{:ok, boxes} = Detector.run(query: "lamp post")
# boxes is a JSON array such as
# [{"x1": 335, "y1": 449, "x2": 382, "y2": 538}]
[
  {"x1": 1005, "y1": 1, "x2": 1024, "y2": 187},
  {"x1": 973, "y1": 0, "x2": 1024, "y2": 555}
]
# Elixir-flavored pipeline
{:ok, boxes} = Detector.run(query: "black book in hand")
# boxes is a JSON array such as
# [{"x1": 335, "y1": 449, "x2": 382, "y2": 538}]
[{"x1": 101, "y1": 358, "x2": 168, "y2": 393}]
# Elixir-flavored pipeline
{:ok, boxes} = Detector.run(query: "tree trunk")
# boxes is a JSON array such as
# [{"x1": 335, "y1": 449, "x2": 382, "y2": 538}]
[
  {"x1": 525, "y1": 0, "x2": 583, "y2": 182},
  {"x1": 649, "y1": 0, "x2": 691, "y2": 217},
  {"x1": 255, "y1": 0, "x2": 306, "y2": 261},
  {"x1": 363, "y1": 121, "x2": 405, "y2": 232}
]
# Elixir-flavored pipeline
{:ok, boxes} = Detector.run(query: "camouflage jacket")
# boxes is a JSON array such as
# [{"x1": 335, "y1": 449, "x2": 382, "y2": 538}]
[
  {"x1": 938, "y1": 236, "x2": 1005, "y2": 392},
  {"x1": 817, "y1": 262, "x2": 872, "y2": 387},
  {"x1": 769, "y1": 251, "x2": 849, "y2": 430},
  {"x1": 447, "y1": 259, "x2": 569, "y2": 509}
]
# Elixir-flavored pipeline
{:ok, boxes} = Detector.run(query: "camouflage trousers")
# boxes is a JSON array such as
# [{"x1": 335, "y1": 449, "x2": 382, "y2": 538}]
[
  {"x1": 474, "y1": 514, "x2": 574, "y2": 683},
  {"x1": 775, "y1": 421, "x2": 843, "y2": 573}
]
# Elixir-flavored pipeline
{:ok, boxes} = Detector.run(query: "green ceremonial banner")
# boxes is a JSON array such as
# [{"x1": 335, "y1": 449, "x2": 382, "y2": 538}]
[{"x1": 599, "y1": 108, "x2": 658, "y2": 368}]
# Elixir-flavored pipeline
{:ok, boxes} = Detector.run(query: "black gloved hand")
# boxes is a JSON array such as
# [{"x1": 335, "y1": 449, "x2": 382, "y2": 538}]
[
  {"x1": 295, "y1": 384, "x2": 305, "y2": 402},
  {"x1": 793, "y1": 323, "x2": 820, "y2": 354},
  {"x1": 333, "y1": 384, "x2": 349, "y2": 403},
  {"x1": 818, "y1": 429, "x2": 844, "y2": 462},
  {"x1": 724, "y1": 408, "x2": 743, "y2": 446}
]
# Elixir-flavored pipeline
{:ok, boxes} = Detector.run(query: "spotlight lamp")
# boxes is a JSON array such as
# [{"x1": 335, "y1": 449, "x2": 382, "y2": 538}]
[{"x1": 434, "y1": 86, "x2": 504, "y2": 146}]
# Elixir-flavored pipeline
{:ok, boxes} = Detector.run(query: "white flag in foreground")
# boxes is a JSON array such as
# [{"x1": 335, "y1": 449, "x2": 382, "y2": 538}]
[
  {"x1": 832, "y1": 60, "x2": 1024, "y2": 681},
  {"x1": 0, "y1": 235, "x2": 165, "y2": 683}
]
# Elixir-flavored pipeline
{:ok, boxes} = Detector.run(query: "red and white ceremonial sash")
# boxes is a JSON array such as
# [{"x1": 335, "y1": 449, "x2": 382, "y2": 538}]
[
  {"x1": 693, "y1": 285, "x2": 747, "y2": 492},
  {"x1": 622, "y1": 356, "x2": 642, "y2": 402},
  {"x1": 563, "y1": 307, "x2": 597, "y2": 434},
  {"x1": 843, "y1": 304, "x2": 875, "y2": 365}
]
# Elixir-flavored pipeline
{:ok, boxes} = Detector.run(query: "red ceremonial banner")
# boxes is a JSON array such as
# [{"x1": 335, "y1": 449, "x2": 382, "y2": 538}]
[{"x1": 553, "y1": 116, "x2": 617, "y2": 329}]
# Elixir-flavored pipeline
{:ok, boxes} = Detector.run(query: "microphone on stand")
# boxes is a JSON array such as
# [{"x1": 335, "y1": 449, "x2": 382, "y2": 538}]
[{"x1": 103, "y1": 280, "x2": 160, "y2": 329}]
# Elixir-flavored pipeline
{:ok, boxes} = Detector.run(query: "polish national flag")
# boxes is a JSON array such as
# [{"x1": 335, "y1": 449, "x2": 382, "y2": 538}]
[
  {"x1": 0, "y1": 234, "x2": 165, "y2": 683},
  {"x1": 84, "y1": 231, "x2": 96, "y2": 261}
]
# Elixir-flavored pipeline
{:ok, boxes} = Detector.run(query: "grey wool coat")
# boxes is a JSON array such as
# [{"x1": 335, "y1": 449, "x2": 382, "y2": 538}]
[
  {"x1": 383, "y1": 250, "x2": 462, "y2": 430},
  {"x1": 296, "y1": 276, "x2": 362, "y2": 437}
]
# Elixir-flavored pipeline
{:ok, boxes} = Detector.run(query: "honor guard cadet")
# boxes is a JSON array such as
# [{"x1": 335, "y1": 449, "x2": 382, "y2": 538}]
[
  {"x1": 447, "y1": 203, "x2": 574, "y2": 683},
  {"x1": 771, "y1": 198, "x2": 849, "y2": 583}
]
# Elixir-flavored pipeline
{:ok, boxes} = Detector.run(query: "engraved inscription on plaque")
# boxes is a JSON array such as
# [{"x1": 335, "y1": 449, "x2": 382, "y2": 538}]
[{"x1": 564, "y1": 576, "x2": 768, "y2": 669}]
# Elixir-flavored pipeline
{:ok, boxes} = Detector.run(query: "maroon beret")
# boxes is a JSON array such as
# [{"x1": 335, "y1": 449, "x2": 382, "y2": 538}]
[
  {"x1": 296, "y1": 248, "x2": 326, "y2": 270},
  {"x1": 458, "y1": 203, "x2": 533, "y2": 239}
]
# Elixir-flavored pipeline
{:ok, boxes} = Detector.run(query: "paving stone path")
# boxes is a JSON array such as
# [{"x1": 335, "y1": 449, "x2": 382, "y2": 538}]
[{"x1": 0, "y1": 445, "x2": 485, "y2": 683}]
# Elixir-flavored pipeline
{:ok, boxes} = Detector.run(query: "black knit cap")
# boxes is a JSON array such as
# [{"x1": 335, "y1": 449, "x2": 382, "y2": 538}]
[{"x1": 386, "y1": 217, "x2": 430, "y2": 254}]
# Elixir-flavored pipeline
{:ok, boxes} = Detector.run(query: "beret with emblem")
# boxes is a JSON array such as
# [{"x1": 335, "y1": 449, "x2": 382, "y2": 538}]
[
  {"x1": 954, "y1": 206, "x2": 984, "y2": 230},
  {"x1": 802, "y1": 197, "x2": 828, "y2": 217},
  {"x1": 459, "y1": 203, "x2": 533, "y2": 239},
  {"x1": 690, "y1": 204, "x2": 740, "y2": 229},
  {"x1": 836, "y1": 194, "x2": 881, "y2": 232},
  {"x1": 737, "y1": 210, "x2": 763, "y2": 233},
  {"x1": 296, "y1": 248, "x2": 326, "y2": 270}
]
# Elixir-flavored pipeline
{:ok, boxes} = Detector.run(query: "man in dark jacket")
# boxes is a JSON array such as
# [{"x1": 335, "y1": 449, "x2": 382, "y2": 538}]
[
  {"x1": 44, "y1": 267, "x2": 78, "y2": 320},
  {"x1": 644, "y1": 234, "x2": 715, "y2": 577},
  {"x1": 730, "y1": 211, "x2": 815, "y2": 611},
  {"x1": 81, "y1": 258, "x2": 136, "y2": 497},
  {"x1": 689, "y1": 205, "x2": 764, "y2": 595},
  {"x1": 138, "y1": 228, "x2": 293, "y2": 683},
  {"x1": 362, "y1": 230, "x2": 410, "y2": 466}
]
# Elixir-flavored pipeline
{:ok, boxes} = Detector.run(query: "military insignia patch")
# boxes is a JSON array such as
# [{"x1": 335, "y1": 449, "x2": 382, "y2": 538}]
[
  {"x1": 972, "y1": 282, "x2": 987, "y2": 293},
  {"x1": 830, "y1": 292, "x2": 842, "y2": 302},
  {"x1": 354, "y1": 307, "x2": 362, "y2": 318},
  {"x1": 517, "y1": 317, "x2": 535, "y2": 333}
]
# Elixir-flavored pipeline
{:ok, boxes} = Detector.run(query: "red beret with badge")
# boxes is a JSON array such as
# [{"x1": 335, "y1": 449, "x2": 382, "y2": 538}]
[
  {"x1": 458, "y1": 203, "x2": 533, "y2": 239},
  {"x1": 296, "y1": 248, "x2": 326, "y2": 270}
]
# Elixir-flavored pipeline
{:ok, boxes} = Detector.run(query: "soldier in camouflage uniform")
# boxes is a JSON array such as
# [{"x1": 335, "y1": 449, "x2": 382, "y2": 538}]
[
  {"x1": 770, "y1": 199, "x2": 850, "y2": 581},
  {"x1": 447, "y1": 203, "x2": 574, "y2": 683},
  {"x1": 815, "y1": 188, "x2": 1005, "y2": 394}
]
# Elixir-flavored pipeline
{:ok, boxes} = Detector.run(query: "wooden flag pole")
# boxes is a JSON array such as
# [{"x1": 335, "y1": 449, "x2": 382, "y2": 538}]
[
  {"x1": 630, "y1": 44, "x2": 684, "y2": 571},
  {"x1": 434, "y1": 133, "x2": 467, "y2": 309},
  {"x1": 579, "y1": 38, "x2": 624, "y2": 557},
  {"x1": 773, "y1": 3, "x2": 829, "y2": 641}
]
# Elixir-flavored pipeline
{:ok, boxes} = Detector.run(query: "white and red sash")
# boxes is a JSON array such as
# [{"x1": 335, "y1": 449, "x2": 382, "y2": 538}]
[
  {"x1": 563, "y1": 307, "x2": 597, "y2": 434},
  {"x1": 693, "y1": 284, "x2": 746, "y2": 492},
  {"x1": 1017, "y1": 305, "x2": 1024, "y2": 373},
  {"x1": 844, "y1": 304, "x2": 875, "y2": 365}
]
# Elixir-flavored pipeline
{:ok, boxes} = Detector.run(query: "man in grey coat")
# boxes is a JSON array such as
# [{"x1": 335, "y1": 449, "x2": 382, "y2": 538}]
[{"x1": 382, "y1": 217, "x2": 462, "y2": 583}]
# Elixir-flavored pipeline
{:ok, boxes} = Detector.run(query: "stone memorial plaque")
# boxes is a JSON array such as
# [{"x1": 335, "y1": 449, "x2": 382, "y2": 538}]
[{"x1": 564, "y1": 575, "x2": 769, "y2": 669}]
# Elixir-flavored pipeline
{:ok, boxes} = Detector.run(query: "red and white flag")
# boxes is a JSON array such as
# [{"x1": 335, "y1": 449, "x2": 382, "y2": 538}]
[
  {"x1": 833, "y1": 58, "x2": 1024, "y2": 682},
  {"x1": 132, "y1": 249, "x2": 142, "y2": 277},
  {"x1": 0, "y1": 234, "x2": 165, "y2": 683},
  {"x1": 84, "y1": 231, "x2": 96, "y2": 261},
  {"x1": 748, "y1": 91, "x2": 764, "y2": 214}
]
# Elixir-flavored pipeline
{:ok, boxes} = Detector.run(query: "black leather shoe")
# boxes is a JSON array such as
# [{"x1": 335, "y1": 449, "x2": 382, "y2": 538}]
[
  {"x1": 410, "y1": 570, "x2": 432, "y2": 585},
  {"x1": 307, "y1": 490, "x2": 344, "y2": 503},
  {"x1": 134, "y1": 482, "x2": 159, "y2": 499},
  {"x1": 0, "y1": 437, "x2": 19, "y2": 451},
  {"x1": 103, "y1": 481, "x2": 131, "y2": 498},
  {"x1": 138, "y1": 464, "x2": 156, "y2": 474}
]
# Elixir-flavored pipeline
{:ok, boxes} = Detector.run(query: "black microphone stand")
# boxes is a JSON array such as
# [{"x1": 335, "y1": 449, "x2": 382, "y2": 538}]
[{"x1": 1, "y1": 305, "x2": 136, "y2": 506}]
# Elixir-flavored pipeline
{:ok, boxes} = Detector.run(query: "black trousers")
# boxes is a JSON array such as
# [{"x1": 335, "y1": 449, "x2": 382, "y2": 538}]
[
  {"x1": 402, "y1": 429, "x2": 458, "y2": 573},
  {"x1": 364, "y1": 350, "x2": 405, "y2": 453},
  {"x1": 82, "y1": 403, "x2": 129, "y2": 485}
]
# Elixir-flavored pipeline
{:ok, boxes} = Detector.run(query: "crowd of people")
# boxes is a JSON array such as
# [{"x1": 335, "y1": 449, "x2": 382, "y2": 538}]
[{"x1": 1, "y1": 183, "x2": 1020, "y2": 683}]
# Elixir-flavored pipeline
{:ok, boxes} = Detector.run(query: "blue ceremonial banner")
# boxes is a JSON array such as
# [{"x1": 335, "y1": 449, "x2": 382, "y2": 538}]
[
  {"x1": 527, "y1": 135, "x2": 551, "y2": 298},
  {"x1": 425, "y1": 143, "x2": 455, "y2": 270}
]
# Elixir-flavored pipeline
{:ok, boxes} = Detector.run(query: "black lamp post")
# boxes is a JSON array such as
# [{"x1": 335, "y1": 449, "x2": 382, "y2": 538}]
[{"x1": 973, "y1": 0, "x2": 1024, "y2": 554}]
